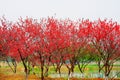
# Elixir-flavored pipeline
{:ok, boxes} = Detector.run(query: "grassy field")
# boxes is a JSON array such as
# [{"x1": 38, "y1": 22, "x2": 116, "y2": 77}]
[{"x1": 0, "y1": 62, "x2": 120, "y2": 80}]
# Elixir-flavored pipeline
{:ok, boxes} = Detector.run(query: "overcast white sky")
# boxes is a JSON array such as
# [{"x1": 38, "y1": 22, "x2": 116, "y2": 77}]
[{"x1": 0, "y1": 0, "x2": 120, "y2": 21}]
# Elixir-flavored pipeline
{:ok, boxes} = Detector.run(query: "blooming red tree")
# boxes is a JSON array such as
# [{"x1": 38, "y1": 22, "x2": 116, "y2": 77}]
[
  {"x1": 0, "y1": 18, "x2": 17, "y2": 73},
  {"x1": 1, "y1": 17, "x2": 120, "y2": 80},
  {"x1": 75, "y1": 19, "x2": 95, "y2": 77},
  {"x1": 0, "y1": 18, "x2": 38, "y2": 79},
  {"x1": 90, "y1": 19, "x2": 120, "y2": 79}
]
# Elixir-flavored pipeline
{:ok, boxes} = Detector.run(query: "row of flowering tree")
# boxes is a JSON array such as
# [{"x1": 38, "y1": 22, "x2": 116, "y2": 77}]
[{"x1": 0, "y1": 17, "x2": 120, "y2": 80}]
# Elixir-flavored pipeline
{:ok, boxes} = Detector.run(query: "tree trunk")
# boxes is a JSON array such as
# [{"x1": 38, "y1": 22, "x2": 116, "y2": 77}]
[
  {"x1": 56, "y1": 63, "x2": 62, "y2": 77},
  {"x1": 68, "y1": 70, "x2": 71, "y2": 80},
  {"x1": 44, "y1": 65, "x2": 49, "y2": 77},
  {"x1": 23, "y1": 61, "x2": 29, "y2": 80},
  {"x1": 41, "y1": 64, "x2": 44, "y2": 80},
  {"x1": 6, "y1": 59, "x2": 15, "y2": 73},
  {"x1": 71, "y1": 65, "x2": 74, "y2": 77},
  {"x1": 18, "y1": 49, "x2": 28, "y2": 80},
  {"x1": 12, "y1": 60, "x2": 17, "y2": 73},
  {"x1": 58, "y1": 67, "x2": 61, "y2": 77},
  {"x1": 105, "y1": 76, "x2": 109, "y2": 80},
  {"x1": 39, "y1": 53, "x2": 44, "y2": 80}
]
